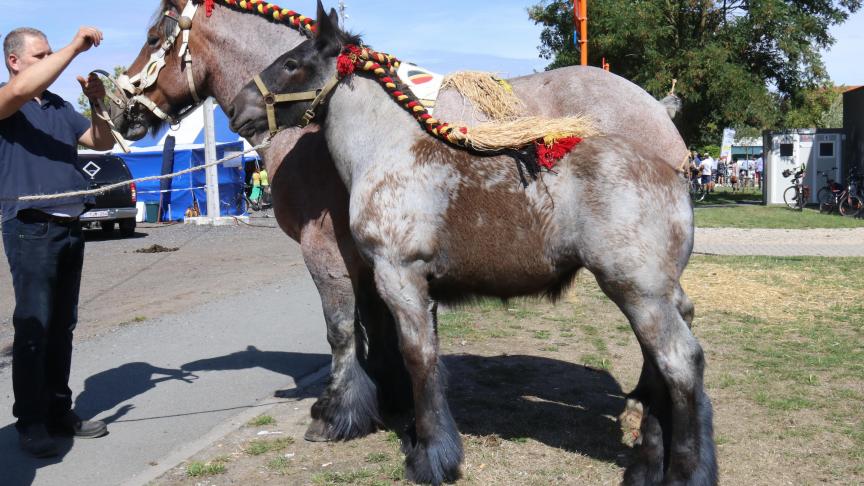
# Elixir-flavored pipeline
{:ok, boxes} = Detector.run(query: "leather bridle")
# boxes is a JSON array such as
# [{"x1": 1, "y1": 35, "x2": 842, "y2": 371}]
[
  {"x1": 108, "y1": 0, "x2": 203, "y2": 126},
  {"x1": 251, "y1": 71, "x2": 342, "y2": 136}
]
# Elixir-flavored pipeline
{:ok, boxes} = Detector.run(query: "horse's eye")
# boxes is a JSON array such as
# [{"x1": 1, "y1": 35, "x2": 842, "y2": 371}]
[
  {"x1": 147, "y1": 35, "x2": 160, "y2": 48},
  {"x1": 283, "y1": 59, "x2": 298, "y2": 71}
]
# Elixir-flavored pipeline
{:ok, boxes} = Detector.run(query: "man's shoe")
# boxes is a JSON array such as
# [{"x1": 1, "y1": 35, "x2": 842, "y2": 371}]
[
  {"x1": 19, "y1": 424, "x2": 59, "y2": 458},
  {"x1": 48, "y1": 411, "x2": 108, "y2": 438}
]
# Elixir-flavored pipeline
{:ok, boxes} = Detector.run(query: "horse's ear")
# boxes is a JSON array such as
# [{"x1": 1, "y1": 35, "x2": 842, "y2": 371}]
[
  {"x1": 329, "y1": 8, "x2": 339, "y2": 27},
  {"x1": 315, "y1": 0, "x2": 339, "y2": 49}
]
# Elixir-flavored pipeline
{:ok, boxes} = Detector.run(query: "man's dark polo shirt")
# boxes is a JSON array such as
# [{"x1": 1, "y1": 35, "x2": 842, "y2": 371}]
[{"x1": 0, "y1": 83, "x2": 92, "y2": 222}]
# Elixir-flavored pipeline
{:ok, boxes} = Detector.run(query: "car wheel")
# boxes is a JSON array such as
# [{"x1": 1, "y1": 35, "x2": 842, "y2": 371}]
[
  {"x1": 100, "y1": 221, "x2": 116, "y2": 233},
  {"x1": 118, "y1": 219, "x2": 136, "y2": 237}
]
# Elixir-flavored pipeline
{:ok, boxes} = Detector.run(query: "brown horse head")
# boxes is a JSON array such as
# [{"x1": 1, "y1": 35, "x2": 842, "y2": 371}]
[{"x1": 112, "y1": 0, "x2": 317, "y2": 143}]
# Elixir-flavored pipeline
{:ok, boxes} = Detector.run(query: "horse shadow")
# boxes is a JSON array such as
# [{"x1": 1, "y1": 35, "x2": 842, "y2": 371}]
[{"x1": 440, "y1": 353, "x2": 630, "y2": 466}]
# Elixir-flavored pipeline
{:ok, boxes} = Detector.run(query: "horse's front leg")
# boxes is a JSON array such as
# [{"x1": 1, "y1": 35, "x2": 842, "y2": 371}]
[
  {"x1": 298, "y1": 218, "x2": 382, "y2": 441},
  {"x1": 373, "y1": 261, "x2": 463, "y2": 485}
]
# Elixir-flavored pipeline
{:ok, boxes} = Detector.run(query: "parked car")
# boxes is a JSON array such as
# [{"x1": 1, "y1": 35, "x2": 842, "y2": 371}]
[{"x1": 76, "y1": 154, "x2": 138, "y2": 237}]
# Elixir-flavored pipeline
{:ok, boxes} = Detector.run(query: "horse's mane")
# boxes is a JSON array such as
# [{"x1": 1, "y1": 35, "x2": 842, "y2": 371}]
[{"x1": 148, "y1": 0, "x2": 177, "y2": 40}]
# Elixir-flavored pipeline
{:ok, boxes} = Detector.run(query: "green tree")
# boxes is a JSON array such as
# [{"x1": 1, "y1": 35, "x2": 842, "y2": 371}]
[
  {"x1": 528, "y1": 1, "x2": 860, "y2": 146},
  {"x1": 77, "y1": 65, "x2": 126, "y2": 118}
]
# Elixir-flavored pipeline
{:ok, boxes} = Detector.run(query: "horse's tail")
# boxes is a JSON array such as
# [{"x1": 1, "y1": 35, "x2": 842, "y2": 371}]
[
  {"x1": 660, "y1": 78, "x2": 682, "y2": 119},
  {"x1": 660, "y1": 93, "x2": 682, "y2": 120}
]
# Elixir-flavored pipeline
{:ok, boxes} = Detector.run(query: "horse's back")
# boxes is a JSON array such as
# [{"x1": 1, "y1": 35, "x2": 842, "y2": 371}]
[{"x1": 435, "y1": 66, "x2": 688, "y2": 169}]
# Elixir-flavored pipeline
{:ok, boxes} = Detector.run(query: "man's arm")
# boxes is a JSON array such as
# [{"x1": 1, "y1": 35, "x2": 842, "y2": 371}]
[
  {"x1": 77, "y1": 74, "x2": 114, "y2": 150},
  {"x1": 0, "y1": 27, "x2": 103, "y2": 120}
]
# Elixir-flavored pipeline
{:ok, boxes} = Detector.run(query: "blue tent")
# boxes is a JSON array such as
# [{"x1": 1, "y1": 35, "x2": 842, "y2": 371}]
[
  {"x1": 88, "y1": 103, "x2": 255, "y2": 221},
  {"x1": 121, "y1": 141, "x2": 247, "y2": 221}
]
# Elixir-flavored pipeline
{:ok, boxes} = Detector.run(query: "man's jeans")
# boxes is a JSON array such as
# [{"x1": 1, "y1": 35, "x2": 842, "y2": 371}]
[{"x1": 2, "y1": 217, "x2": 84, "y2": 431}]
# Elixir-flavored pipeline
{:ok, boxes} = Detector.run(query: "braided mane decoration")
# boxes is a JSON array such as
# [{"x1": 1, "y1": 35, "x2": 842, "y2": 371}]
[
  {"x1": 195, "y1": 1, "x2": 594, "y2": 172},
  {"x1": 337, "y1": 45, "x2": 597, "y2": 170},
  {"x1": 201, "y1": 0, "x2": 317, "y2": 32}
]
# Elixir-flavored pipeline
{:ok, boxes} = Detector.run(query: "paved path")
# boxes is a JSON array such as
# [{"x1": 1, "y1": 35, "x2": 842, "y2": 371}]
[
  {"x1": 694, "y1": 227, "x2": 864, "y2": 257},
  {"x1": 0, "y1": 252, "x2": 331, "y2": 486}
]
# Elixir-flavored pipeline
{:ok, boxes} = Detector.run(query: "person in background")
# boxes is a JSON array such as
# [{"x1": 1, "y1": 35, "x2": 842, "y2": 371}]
[
  {"x1": 755, "y1": 156, "x2": 764, "y2": 189},
  {"x1": 1, "y1": 26, "x2": 115, "y2": 457},
  {"x1": 729, "y1": 158, "x2": 740, "y2": 192},
  {"x1": 249, "y1": 168, "x2": 262, "y2": 208},
  {"x1": 259, "y1": 166, "x2": 271, "y2": 205}
]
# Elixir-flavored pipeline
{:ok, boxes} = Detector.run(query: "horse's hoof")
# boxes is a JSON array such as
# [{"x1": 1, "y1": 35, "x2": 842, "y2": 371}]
[
  {"x1": 619, "y1": 398, "x2": 644, "y2": 447},
  {"x1": 304, "y1": 419, "x2": 334, "y2": 442}
]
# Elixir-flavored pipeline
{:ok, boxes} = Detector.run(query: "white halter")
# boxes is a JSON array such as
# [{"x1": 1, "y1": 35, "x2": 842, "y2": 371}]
[{"x1": 112, "y1": 0, "x2": 202, "y2": 125}]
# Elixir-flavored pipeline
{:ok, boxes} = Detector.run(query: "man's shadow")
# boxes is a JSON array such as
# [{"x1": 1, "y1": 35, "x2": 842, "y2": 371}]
[
  {"x1": 0, "y1": 347, "x2": 328, "y2": 486},
  {"x1": 73, "y1": 362, "x2": 198, "y2": 423}
]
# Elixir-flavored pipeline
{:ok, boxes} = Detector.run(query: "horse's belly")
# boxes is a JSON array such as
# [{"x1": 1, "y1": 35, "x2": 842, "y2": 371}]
[{"x1": 428, "y1": 183, "x2": 566, "y2": 300}]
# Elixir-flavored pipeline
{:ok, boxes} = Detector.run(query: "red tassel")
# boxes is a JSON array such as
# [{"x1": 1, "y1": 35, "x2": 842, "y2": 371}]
[
  {"x1": 535, "y1": 136, "x2": 582, "y2": 169},
  {"x1": 204, "y1": 0, "x2": 214, "y2": 17},
  {"x1": 337, "y1": 54, "x2": 356, "y2": 77}
]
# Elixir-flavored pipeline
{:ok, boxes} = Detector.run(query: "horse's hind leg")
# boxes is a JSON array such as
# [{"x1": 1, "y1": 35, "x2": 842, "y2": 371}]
[
  {"x1": 372, "y1": 261, "x2": 463, "y2": 485},
  {"x1": 620, "y1": 284, "x2": 694, "y2": 446},
  {"x1": 602, "y1": 280, "x2": 716, "y2": 485},
  {"x1": 298, "y1": 222, "x2": 382, "y2": 442}
]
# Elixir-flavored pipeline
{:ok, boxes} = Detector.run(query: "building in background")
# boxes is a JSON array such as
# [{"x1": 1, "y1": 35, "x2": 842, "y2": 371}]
[{"x1": 843, "y1": 86, "x2": 864, "y2": 176}]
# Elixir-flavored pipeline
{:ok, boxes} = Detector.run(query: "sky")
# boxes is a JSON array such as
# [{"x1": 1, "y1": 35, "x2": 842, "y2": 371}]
[{"x1": 1, "y1": 0, "x2": 862, "y2": 109}]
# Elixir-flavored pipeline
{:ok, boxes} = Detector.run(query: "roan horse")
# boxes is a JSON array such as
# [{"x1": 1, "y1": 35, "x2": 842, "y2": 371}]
[
  {"x1": 110, "y1": 0, "x2": 703, "y2": 469},
  {"x1": 227, "y1": 6, "x2": 717, "y2": 486}
]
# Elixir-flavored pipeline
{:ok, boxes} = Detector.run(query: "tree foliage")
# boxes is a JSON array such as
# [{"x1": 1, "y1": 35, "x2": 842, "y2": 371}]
[{"x1": 528, "y1": 0, "x2": 860, "y2": 146}]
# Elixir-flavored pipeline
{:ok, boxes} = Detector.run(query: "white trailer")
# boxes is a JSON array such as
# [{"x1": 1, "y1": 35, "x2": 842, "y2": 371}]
[{"x1": 763, "y1": 129, "x2": 845, "y2": 205}]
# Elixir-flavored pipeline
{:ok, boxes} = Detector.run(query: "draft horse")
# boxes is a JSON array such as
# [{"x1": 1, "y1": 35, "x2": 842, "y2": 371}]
[
  {"x1": 110, "y1": 0, "x2": 705, "y2": 471},
  {"x1": 226, "y1": 6, "x2": 717, "y2": 485}
]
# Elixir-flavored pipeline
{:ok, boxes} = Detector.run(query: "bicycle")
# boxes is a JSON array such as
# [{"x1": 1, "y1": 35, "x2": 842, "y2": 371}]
[
  {"x1": 819, "y1": 169, "x2": 863, "y2": 216},
  {"x1": 782, "y1": 164, "x2": 808, "y2": 211},
  {"x1": 688, "y1": 175, "x2": 708, "y2": 202},
  {"x1": 836, "y1": 170, "x2": 863, "y2": 216},
  {"x1": 815, "y1": 168, "x2": 840, "y2": 207}
]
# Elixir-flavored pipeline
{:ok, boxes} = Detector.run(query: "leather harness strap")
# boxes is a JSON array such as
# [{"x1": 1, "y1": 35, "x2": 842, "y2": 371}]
[{"x1": 252, "y1": 73, "x2": 342, "y2": 136}]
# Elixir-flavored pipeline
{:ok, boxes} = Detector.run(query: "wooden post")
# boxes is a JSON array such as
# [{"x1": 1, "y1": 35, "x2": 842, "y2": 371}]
[{"x1": 574, "y1": 0, "x2": 588, "y2": 66}]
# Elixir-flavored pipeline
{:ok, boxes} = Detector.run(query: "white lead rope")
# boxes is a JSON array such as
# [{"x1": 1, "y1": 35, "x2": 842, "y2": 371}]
[{"x1": 17, "y1": 139, "x2": 271, "y2": 202}]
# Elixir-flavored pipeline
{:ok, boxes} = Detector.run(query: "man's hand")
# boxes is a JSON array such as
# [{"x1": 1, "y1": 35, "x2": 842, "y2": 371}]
[
  {"x1": 70, "y1": 27, "x2": 103, "y2": 55},
  {"x1": 77, "y1": 73, "x2": 106, "y2": 102}
]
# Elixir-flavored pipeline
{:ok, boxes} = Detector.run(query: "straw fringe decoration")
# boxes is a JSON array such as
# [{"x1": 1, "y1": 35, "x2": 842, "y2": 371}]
[
  {"x1": 442, "y1": 71, "x2": 525, "y2": 121},
  {"x1": 446, "y1": 115, "x2": 599, "y2": 152}
]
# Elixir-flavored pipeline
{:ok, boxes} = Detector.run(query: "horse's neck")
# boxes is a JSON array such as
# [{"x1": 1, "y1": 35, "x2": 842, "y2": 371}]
[
  {"x1": 200, "y1": 7, "x2": 305, "y2": 114},
  {"x1": 325, "y1": 76, "x2": 426, "y2": 186}
]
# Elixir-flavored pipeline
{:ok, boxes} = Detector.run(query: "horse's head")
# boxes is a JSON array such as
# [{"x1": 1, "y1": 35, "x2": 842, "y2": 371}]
[
  {"x1": 228, "y1": 2, "x2": 353, "y2": 140},
  {"x1": 112, "y1": 0, "x2": 209, "y2": 140}
]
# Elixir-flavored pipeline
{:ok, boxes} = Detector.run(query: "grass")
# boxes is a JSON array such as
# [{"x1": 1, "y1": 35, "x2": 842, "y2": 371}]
[
  {"x1": 245, "y1": 437, "x2": 295, "y2": 456},
  {"x1": 247, "y1": 414, "x2": 276, "y2": 427},
  {"x1": 695, "y1": 204, "x2": 864, "y2": 228},
  {"x1": 693, "y1": 186, "x2": 763, "y2": 206},
  {"x1": 186, "y1": 457, "x2": 228, "y2": 477}
]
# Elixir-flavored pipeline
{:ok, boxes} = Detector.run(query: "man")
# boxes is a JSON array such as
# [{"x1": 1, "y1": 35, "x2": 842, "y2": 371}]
[
  {"x1": 754, "y1": 156, "x2": 764, "y2": 188},
  {"x1": 699, "y1": 155, "x2": 713, "y2": 189},
  {"x1": 1, "y1": 26, "x2": 115, "y2": 458}
]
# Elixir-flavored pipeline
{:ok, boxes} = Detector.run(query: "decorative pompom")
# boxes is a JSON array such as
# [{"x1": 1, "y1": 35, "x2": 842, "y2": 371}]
[
  {"x1": 535, "y1": 136, "x2": 582, "y2": 169},
  {"x1": 204, "y1": 0, "x2": 215, "y2": 17},
  {"x1": 337, "y1": 54, "x2": 355, "y2": 77}
]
